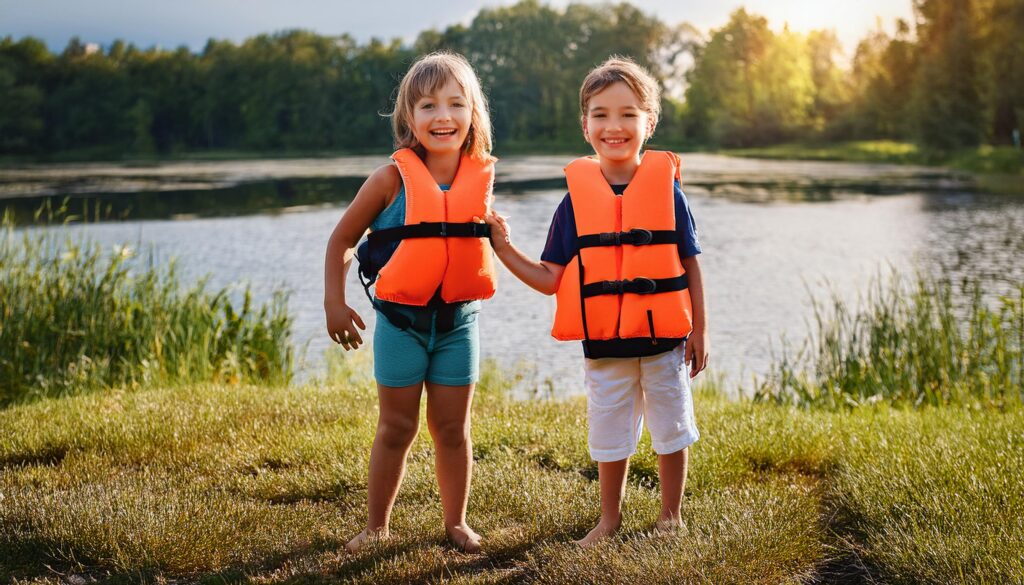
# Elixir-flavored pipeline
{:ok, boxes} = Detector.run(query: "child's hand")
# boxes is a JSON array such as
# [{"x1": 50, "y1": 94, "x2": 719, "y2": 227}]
[
  {"x1": 480, "y1": 211, "x2": 512, "y2": 253},
  {"x1": 686, "y1": 328, "x2": 709, "y2": 378},
  {"x1": 325, "y1": 302, "x2": 366, "y2": 351}
]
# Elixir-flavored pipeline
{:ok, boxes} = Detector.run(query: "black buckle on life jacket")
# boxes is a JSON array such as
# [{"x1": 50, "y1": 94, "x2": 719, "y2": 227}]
[
  {"x1": 438, "y1": 222, "x2": 447, "y2": 237},
  {"x1": 627, "y1": 277, "x2": 657, "y2": 294},
  {"x1": 627, "y1": 228, "x2": 653, "y2": 245}
]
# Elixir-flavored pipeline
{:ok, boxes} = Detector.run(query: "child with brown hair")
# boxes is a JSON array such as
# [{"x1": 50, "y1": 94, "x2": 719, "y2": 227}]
[
  {"x1": 485, "y1": 56, "x2": 708, "y2": 546},
  {"x1": 324, "y1": 51, "x2": 496, "y2": 553}
]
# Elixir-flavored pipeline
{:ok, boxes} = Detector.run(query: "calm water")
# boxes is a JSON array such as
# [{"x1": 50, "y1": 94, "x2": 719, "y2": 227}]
[{"x1": 6, "y1": 154, "x2": 1023, "y2": 396}]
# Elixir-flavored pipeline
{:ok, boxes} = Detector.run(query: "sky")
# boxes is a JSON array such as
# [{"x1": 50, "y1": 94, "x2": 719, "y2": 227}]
[{"x1": 1, "y1": 0, "x2": 914, "y2": 57}]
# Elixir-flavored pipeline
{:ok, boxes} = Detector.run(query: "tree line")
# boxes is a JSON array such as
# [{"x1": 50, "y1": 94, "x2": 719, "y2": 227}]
[{"x1": 1, "y1": 0, "x2": 1021, "y2": 157}]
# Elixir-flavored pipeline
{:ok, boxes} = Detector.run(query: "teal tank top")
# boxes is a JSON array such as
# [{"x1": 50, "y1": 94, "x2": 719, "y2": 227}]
[{"x1": 371, "y1": 184, "x2": 449, "y2": 232}]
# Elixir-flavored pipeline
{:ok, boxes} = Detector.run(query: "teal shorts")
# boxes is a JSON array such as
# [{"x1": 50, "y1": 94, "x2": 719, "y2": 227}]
[{"x1": 372, "y1": 300, "x2": 481, "y2": 387}]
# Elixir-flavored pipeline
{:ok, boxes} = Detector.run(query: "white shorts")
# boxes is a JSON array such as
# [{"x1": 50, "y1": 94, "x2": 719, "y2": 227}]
[{"x1": 584, "y1": 343, "x2": 699, "y2": 462}]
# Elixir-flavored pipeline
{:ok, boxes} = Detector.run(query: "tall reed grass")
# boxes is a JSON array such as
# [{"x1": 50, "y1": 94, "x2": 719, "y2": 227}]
[
  {"x1": 0, "y1": 210, "x2": 292, "y2": 405},
  {"x1": 756, "y1": 272, "x2": 1024, "y2": 408}
]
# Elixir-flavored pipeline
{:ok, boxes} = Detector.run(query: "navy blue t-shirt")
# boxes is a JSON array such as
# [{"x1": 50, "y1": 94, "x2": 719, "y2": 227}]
[{"x1": 540, "y1": 181, "x2": 701, "y2": 265}]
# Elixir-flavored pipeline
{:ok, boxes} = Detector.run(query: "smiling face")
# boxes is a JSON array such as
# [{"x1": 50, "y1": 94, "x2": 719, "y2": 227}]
[
  {"x1": 582, "y1": 81, "x2": 655, "y2": 164},
  {"x1": 409, "y1": 78, "x2": 472, "y2": 156}
]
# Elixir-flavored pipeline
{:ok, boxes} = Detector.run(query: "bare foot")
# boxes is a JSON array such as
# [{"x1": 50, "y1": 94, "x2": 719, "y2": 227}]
[
  {"x1": 446, "y1": 523, "x2": 482, "y2": 553},
  {"x1": 654, "y1": 516, "x2": 685, "y2": 535},
  {"x1": 575, "y1": 515, "x2": 621, "y2": 548},
  {"x1": 345, "y1": 527, "x2": 389, "y2": 553}
]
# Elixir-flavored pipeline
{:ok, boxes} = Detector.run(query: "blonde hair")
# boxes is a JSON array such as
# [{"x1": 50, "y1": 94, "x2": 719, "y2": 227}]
[
  {"x1": 390, "y1": 52, "x2": 493, "y2": 161},
  {"x1": 579, "y1": 56, "x2": 661, "y2": 129}
]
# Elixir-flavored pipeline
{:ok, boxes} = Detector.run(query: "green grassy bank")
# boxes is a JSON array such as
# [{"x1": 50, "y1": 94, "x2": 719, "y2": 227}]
[
  {"x1": 1, "y1": 356, "x2": 1021, "y2": 584},
  {"x1": 722, "y1": 141, "x2": 1024, "y2": 193},
  {"x1": 0, "y1": 212, "x2": 292, "y2": 404}
]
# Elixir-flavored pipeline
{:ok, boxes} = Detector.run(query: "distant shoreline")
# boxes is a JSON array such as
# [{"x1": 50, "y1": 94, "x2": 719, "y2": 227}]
[{"x1": 1, "y1": 141, "x2": 1019, "y2": 196}]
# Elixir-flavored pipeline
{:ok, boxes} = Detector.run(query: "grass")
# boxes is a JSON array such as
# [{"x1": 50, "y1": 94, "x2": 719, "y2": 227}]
[
  {"x1": 756, "y1": 272, "x2": 1024, "y2": 409},
  {"x1": 828, "y1": 408, "x2": 1024, "y2": 584},
  {"x1": 0, "y1": 353, "x2": 1021, "y2": 584},
  {"x1": 722, "y1": 140, "x2": 923, "y2": 164},
  {"x1": 0, "y1": 209, "x2": 292, "y2": 405}
]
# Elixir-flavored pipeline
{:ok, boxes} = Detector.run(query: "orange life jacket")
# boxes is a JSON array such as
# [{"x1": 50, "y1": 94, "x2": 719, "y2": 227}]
[
  {"x1": 551, "y1": 150, "x2": 693, "y2": 358},
  {"x1": 371, "y1": 148, "x2": 497, "y2": 306}
]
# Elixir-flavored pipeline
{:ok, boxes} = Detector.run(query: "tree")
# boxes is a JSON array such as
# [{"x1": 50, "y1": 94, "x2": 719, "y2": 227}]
[
  {"x1": 684, "y1": 9, "x2": 816, "y2": 146},
  {"x1": 982, "y1": 0, "x2": 1024, "y2": 143},
  {"x1": 846, "y1": 21, "x2": 917, "y2": 140},
  {"x1": 0, "y1": 37, "x2": 50, "y2": 153},
  {"x1": 913, "y1": 0, "x2": 985, "y2": 148},
  {"x1": 806, "y1": 30, "x2": 850, "y2": 134}
]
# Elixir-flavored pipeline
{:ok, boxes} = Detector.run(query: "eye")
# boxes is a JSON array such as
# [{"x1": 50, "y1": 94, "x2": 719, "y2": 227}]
[
  {"x1": 420, "y1": 102, "x2": 435, "y2": 110},
  {"x1": 452, "y1": 102, "x2": 466, "y2": 108},
  {"x1": 592, "y1": 113, "x2": 606, "y2": 118}
]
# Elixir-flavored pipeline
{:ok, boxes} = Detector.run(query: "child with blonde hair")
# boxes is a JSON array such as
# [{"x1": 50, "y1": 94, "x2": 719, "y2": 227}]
[
  {"x1": 486, "y1": 56, "x2": 708, "y2": 546},
  {"x1": 324, "y1": 51, "x2": 496, "y2": 553}
]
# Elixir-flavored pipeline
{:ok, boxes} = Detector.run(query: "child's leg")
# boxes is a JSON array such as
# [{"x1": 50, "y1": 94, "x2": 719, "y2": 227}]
[
  {"x1": 642, "y1": 343, "x2": 699, "y2": 531},
  {"x1": 657, "y1": 447, "x2": 688, "y2": 526},
  {"x1": 346, "y1": 382, "x2": 423, "y2": 552},
  {"x1": 425, "y1": 381, "x2": 480, "y2": 552},
  {"x1": 576, "y1": 458, "x2": 629, "y2": 547},
  {"x1": 579, "y1": 355, "x2": 645, "y2": 547}
]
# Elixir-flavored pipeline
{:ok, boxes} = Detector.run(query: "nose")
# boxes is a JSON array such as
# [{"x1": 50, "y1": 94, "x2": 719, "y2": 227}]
[{"x1": 436, "y1": 105, "x2": 452, "y2": 121}]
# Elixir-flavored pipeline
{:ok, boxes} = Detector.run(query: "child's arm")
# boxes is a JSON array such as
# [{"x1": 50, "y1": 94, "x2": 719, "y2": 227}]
[
  {"x1": 483, "y1": 211, "x2": 565, "y2": 295},
  {"x1": 681, "y1": 255, "x2": 708, "y2": 378},
  {"x1": 324, "y1": 164, "x2": 400, "y2": 350}
]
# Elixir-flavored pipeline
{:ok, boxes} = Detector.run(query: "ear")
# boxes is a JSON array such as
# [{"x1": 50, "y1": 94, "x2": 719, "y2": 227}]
[
  {"x1": 581, "y1": 116, "x2": 589, "y2": 141},
  {"x1": 645, "y1": 116, "x2": 657, "y2": 141}
]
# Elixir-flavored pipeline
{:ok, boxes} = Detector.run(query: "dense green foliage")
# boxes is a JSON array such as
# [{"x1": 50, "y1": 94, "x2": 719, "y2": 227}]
[
  {"x1": 0, "y1": 212, "x2": 293, "y2": 404},
  {"x1": 1, "y1": 0, "x2": 1021, "y2": 157}
]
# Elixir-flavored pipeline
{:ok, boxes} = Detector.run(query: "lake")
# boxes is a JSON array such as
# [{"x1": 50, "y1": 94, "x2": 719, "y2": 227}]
[{"x1": 4, "y1": 154, "x2": 1022, "y2": 397}]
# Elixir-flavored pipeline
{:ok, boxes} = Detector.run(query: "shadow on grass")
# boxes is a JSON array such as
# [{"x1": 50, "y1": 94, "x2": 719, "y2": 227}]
[
  {"x1": 261, "y1": 530, "x2": 587, "y2": 585},
  {"x1": 0, "y1": 445, "x2": 70, "y2": 469},
  {"x1": 809, "y1": 488, "x2": 879, "y2": 585},
  {"x1": 0, "y1": 537, "x2": 174, "y2": 585}
]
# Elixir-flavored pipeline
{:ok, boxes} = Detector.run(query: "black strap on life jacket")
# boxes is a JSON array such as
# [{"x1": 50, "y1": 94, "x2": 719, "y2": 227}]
[
  {"x1": 577, "y1": 253, "x2": 592, "y2": 358},
  {"x1": 576, "y1": 228, "x2": 676, "y2": 249},
  {"x1": 580, "y1": 275, "x2": 688, "y2": 298},
  {"x1": 357, "y1": 221, "x2": 488, "y2": 334},
  {"x1": 367, "y1": 221, "x2": 490, "y2": 246},
  {"x1": 573, "y1": 229, "x2": 688, "y2": 357}
]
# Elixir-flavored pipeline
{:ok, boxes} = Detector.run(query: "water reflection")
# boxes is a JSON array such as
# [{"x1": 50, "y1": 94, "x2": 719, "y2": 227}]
[{"x1": 1, "y1": 177, "x2": 367, "y2": 223}]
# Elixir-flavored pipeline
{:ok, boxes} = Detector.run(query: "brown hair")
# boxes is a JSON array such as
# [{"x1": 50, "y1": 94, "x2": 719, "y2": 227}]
[
  {"x1": 579, "y1": 56, "x2": 661, "y2": 130},
  {"x1": 390, "y1": 52, "x2": 493, "y2": 161}
]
